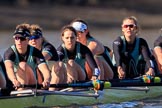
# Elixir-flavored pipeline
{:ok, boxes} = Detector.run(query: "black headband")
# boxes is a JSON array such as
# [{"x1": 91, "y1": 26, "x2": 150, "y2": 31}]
[{"x1": 14, "y1": 28, "x2": 30, "y2": 38}]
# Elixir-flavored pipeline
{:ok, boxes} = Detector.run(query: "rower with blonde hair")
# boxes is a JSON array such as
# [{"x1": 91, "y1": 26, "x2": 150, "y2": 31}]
[
  {"x1": 113, "y1": 16, "x2": 155, "y2": 79},
  {"x1": 29, "y1": 24, "x2": 66, "y2": 90},
  {"x1": 4, "y1": 23, "x2": 51, "y2": 90}
]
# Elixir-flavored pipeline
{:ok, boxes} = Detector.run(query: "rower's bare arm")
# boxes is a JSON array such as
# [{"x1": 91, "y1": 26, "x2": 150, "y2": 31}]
[
  {"x1": 4, "y1": 61, "x2": 16, "y2": 81},
  {"x1": 88, "y1": 41, "x2": 104, "y2": 55},
  {"x1": 42, "y1": 52, "x2": 51, "y2": 61},
  {"x1": 154, "y1": 47, "x2": 162, "y2": 65},
  {"x1": 38, "y1": 63, "x2": 51, "y2": 82}
]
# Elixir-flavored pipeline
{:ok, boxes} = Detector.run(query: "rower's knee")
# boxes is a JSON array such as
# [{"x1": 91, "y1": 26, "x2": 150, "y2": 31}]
[
  {"x1": 68, "y1": 60, "x2": 75, "y2": 67},
  {"x1": 18, "y1": 62, "x2": 27, "y2": 70},
  {"x1": 52, "y1": 61, "x2": 66, "y2": 74}
]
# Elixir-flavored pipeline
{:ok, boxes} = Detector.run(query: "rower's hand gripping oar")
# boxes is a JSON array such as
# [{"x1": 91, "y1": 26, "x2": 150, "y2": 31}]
[
  {"x1": 19, "y1": 80, "x2": 110, "y2": 91},
  {"x1": 1, "y1": 75, "x2": 161, "y2": 96},
  {"x1": 17, "y1": 76, "x2": 162, "y2": 91}
]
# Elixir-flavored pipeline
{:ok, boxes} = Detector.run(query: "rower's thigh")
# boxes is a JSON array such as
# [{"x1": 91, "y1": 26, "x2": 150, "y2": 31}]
[
  {"x1": 25, "y1": 64, "x2": 36, "y2": 85},
  {"x1": 102, "y1": 59, "x2": 114, "y2": 80}
]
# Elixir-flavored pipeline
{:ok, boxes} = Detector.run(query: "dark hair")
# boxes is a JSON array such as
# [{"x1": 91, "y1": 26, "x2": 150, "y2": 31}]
[{"x1": 61, "y1": 25, "x2": 77, "y2": 37}]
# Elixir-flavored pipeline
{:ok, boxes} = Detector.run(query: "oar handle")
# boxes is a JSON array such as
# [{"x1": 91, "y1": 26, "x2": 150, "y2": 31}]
[
  {"x1": 19, "y1": 76, "x2": 162, "y2": 90},
  {"x1": 20, "y1": 80, "x2": 106, "y2": 90}
]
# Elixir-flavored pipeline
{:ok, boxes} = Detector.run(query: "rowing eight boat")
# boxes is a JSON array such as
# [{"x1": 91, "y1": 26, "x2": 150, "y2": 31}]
[{"x1": 0, "y1": 76, "x2": 162, "y2": 108}]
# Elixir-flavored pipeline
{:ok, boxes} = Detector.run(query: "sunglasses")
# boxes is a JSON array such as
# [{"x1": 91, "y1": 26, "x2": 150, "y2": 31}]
[
  {"x1": 29, "y1": 35, "x2": 41, "y2": 40},
  {"x1": 14, "y1": 37, "x2": 27, "y2": 41},
  {"x1": 122, "y1": 24, "x2": 136, "y2": 28}
]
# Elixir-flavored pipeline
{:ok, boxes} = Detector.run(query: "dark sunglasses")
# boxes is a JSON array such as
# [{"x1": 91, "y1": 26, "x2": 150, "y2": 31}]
[
  {"x1": 14, "y1": 37, "x2": 26, "y2": 41},
  {"x1": 29, "y1": 35, "x2": 41, "y2": 40},
  {"x1": 122, "y1": 24, "x2": 136, "y2": 28}
]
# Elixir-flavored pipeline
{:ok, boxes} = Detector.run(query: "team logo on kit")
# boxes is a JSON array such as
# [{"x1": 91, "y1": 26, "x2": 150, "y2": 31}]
[
  {"x1": 40, "y1": 59, "x2": 44, "y2": 62},
  {"x1": 114, "y1": 41, "x2": 120, "y2": 45}
]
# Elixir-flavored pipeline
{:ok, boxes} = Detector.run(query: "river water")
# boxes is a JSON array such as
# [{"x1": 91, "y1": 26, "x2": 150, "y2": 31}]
[{"x1": 1, "y1": 28, "x2": 162, "y2": 108}]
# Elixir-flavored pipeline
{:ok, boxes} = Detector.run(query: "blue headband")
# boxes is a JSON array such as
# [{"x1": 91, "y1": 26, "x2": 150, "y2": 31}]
[{"x1": 29, "y1": 35, "x2": 41, "y2": 40}]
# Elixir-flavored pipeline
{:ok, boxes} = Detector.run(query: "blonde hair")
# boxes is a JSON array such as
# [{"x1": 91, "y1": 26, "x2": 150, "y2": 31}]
[
  {"x1": 30, "y1": 24, "x2": 42, "y2": 35},
  {"x1": 16, "y1": 23, "x2": 30, "y2": 30},
  {"x1": 122, "y1": 16, "x2": 138, "y2": 26}
]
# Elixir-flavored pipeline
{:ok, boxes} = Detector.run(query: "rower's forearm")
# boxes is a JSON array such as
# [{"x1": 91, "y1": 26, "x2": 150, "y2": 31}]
[
  {"x1": 43, "y1": 71, "x2": 51, "y2": 82},
  {"x1": 4, "y1": 61, "x2": 16, "y2": 82},
  {"x1": 38, "y1": 63, "x2": 51, "y2": 82},
  {"x1": 7, "y1": 70, "x2": 16, "y2": 82},
  {"x1": 158, "y1": 58, "x2": 162, "y2": 66}
]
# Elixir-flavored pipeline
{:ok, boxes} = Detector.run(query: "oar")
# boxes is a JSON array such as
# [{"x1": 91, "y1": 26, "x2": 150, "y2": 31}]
[
  {"x1": 109, "y1": 86, "x2": 150, "y2": 92},
  {"x1": 9, "y1": 76, "x2": 161, "y2": 94},
  {"x1": 10, "y1": 89, "x2": 99, "y2": 98},
  {"x1": 19, "y1": 76, "x2": 161, "y2": 90},
  {"x1": 0, "y1": 76, "x2": 157, "y2": 96},
  {"x1": 36, "y1": 90, "x2": 99, "y2": 98}
]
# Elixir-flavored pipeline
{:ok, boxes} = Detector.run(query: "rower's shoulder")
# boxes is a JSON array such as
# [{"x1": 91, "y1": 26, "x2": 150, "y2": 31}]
[
  {"x1": 138, "y1": 37, "x2": 148, "y2": 44},
  {"x1": 87, "y1": 37, "x2": 105, "y2": 50}
]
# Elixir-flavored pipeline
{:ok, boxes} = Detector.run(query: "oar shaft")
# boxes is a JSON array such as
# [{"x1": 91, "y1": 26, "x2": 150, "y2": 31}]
[
  {"x1": 22, "y1": 81, "x2": 95, "y2": 89},
  {"x1": 50, "y1": 82, "x2": 94, "y2": 88},
  {"x1": 111, "y1": 82, "x2": 162, "y2": 87},
  {"x1": 20, "y1": 76, "x2": 162, "y2": 90},
  {"x1": 109, "y1": 87, "x2": 149, "y2": 91},
  {"x1": 109, "y1": 76, "x2": 162, "y2": 87}
]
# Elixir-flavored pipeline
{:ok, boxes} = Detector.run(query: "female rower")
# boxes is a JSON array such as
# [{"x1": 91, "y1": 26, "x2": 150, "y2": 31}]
[
  {"x1": 113, "y1": 16, "x2": 155, "y2": 79},
  {"x1": 56, "y1": 25, "x2": 100, "y2": 83},
  {"x1": 71, "y1": 19, "x2": 114, "y2": 80},
  {"x1": 153, "y1": 29, "x2": 162, "y2": 74},
  {"x1": 29, "y1": 24, "x2": 66, "y2": 90},
  {"x1": 4, "y1": 23, "x2": 51, "y2": 90}
]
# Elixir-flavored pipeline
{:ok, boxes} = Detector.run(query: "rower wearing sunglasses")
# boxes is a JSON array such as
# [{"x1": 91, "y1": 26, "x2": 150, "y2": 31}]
[
  {"x1": 29, "y1": 24, "x2": 66, "y2": 91},
  {"x1": 112, "y1": 16, "x2": 156, "y2": 79},
  {"x1": 4, "y1": 23, "x2": 51, "y2": 91}
]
